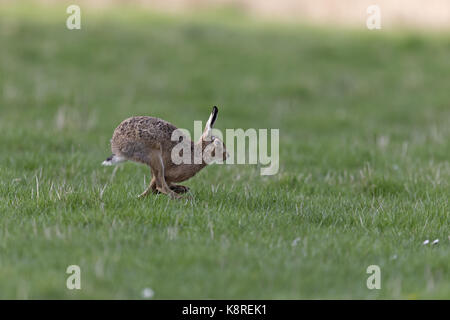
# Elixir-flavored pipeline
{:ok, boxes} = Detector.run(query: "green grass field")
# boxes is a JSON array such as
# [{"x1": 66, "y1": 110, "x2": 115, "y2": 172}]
[{"x1": 0, "y1": 3, "x2": 449, "y2": 299}]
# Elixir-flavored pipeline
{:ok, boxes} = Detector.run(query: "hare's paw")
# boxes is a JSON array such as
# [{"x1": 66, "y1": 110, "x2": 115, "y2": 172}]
[
  {"x1": 170, "y1": 185, "x2": 190, "y2": 194},
  {"x1": 138, "y1": 187, "x2": 160, "y2": 198}
]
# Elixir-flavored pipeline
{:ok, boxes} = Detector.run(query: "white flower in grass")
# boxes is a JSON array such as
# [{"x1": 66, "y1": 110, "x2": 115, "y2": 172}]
[
  {"x1": 291, "y1": 237, "x2": 301, "y2": 246},
  {"x1": 432, "y1": 239, "x2": 439, "y2": 245},
  {"x1": 422, "y1": 239, "x2": 430, "y2": 245},
  {"x1": 141, "y1": 288, "x2": 154, "y2": 299}
]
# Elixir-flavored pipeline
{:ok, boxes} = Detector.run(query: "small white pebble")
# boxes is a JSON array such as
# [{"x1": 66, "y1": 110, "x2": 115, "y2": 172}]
[
  {"x1": 141, "y1": 288, "x2": 154, "y2": 299},
  {"x1": 422, "y1": 240, "x2": 430, "y2": 245},
  {"x1": 432, "y1": 239, "x2": 439, "y2": 245}
]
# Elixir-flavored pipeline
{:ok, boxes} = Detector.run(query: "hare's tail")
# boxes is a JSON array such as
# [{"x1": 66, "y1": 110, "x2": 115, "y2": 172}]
[{"x1": 102, "y1": 154, "x2": 126, "y2": 166}]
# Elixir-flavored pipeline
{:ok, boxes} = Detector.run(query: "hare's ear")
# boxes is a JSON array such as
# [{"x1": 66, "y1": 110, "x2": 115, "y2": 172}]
[{"x1": 203, "y1": 106, "x2": 218, "y2": 139}]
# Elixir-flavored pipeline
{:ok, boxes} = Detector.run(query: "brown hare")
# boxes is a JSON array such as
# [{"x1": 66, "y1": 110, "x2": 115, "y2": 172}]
[{"x1": 102, "y1": 106, "x2": 227, "y2": 199}]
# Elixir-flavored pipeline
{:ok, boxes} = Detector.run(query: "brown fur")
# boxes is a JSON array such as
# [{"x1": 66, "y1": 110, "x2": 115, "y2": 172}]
[{"x1": 107, "y1": 107, "x2": 227, "y2": 199}]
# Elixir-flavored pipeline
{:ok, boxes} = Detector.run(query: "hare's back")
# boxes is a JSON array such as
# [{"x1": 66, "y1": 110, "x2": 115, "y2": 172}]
[{"x1": 111, "y1": 116, "x2": 178, "y2": 158}]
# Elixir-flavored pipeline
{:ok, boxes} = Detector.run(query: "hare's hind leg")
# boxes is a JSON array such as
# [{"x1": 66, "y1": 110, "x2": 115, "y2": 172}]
[
  {"x1": 153, "y1": 154, "x2": 180, "y2": 199},
  {"x1": 138, "y1": 170, "x2": 160, "y2": 198},
  {"x1": 138, "y1": 148, "x2": 180, "y2": 199}
]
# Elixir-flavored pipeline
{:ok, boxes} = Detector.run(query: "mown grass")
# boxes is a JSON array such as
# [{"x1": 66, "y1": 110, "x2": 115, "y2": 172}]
[{"x1": 0, "y1": 3, "x2": 449, "y2": 299}]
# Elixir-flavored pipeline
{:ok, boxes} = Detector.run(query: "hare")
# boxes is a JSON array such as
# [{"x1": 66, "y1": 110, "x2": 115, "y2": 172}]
[{"x1": 102, "y1": 106, "x2": 228, "y2": 199}]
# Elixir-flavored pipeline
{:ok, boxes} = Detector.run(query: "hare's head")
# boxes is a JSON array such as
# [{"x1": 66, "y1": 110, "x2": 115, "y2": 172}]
[{"x1": 201, "y1": 106, "x2": 228, "y2": 163}]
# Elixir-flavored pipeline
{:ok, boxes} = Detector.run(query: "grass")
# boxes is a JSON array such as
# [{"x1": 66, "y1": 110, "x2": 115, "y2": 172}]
[{"x1": 0, "y1": 3, "x2": 449, "y2": 299}]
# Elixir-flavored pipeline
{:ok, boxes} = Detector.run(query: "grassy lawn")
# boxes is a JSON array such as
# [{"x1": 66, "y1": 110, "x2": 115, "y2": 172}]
[{"x1": 0, "y1": 3, "x2": 449, "y2": 299}]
